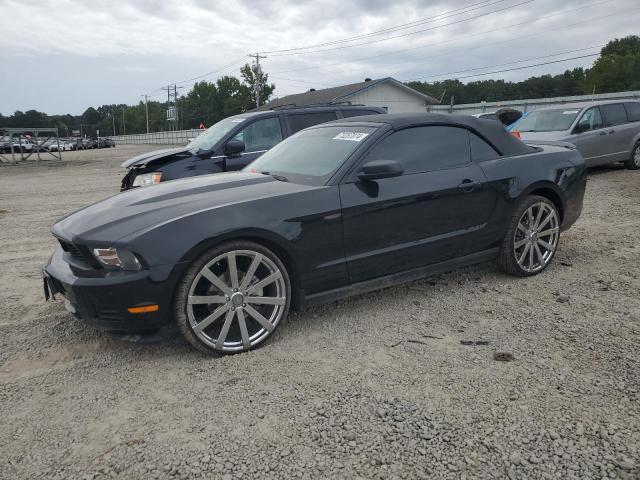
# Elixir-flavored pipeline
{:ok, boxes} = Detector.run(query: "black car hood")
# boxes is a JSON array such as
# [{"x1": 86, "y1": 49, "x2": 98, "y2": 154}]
[
  {"x1": 52, "y1": 172, "x2": 319, "y2": 244},
  {"x1": 120, "y1": 147, "x2": 192, "y2": 168}
]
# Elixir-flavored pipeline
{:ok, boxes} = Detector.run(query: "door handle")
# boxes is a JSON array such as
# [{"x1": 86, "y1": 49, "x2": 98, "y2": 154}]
[
  {"x1": 458, "y1": 179, "x2": 480, "y2": 191},
  {"x1": 608, "y1": 129, "x2": 615, "y2": 134}
]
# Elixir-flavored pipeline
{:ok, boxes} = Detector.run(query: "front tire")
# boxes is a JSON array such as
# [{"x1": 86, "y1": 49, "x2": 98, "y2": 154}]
[
  {"x1": 497, "y1": 195, "x2": 560, "y2": 277},
  {"x1": 175, "y1": 241, "x2": 291, "y2": 354},
  {"x1": 626, "y1": 143, "x2": 640, "y2": 170}
]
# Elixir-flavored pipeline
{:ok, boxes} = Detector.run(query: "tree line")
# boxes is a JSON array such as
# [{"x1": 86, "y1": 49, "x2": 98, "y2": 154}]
[{"x1": 1, "y1": 36, "x2": 638, "y2": 136}]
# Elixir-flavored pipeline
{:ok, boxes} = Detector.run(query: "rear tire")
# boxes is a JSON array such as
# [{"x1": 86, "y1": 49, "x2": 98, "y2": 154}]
[
  {"x1": 625, "y1": 143, "x2": 640, "y2": 170},
  {"x1": 497, "y1": 195, "x2": 560, "y2": 277},
  {"x1": 175, "y1": 241, "x2": 291, "y2": 354}
]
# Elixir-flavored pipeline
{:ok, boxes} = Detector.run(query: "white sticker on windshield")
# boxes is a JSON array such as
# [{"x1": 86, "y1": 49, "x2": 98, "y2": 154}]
[
  {"x1": 231, "y1": 118, "x2": 245, "y2": 123},
  {"x1": 333, "y1": 132, "x2": 369, "y2": 142},
  {"x1": 563, "y1": 110, "x2": 579, "y2": 114}
]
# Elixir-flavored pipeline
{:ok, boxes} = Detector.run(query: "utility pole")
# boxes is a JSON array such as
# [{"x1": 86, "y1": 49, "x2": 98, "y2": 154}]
[
  {"x1": 249, "y1": 53, "x2": 266, "y2": 108},
  {"x1": 162, "y1": 85, "x2": 182, "y2": 131},
  {"x1": 122, "y1": 107, "x2": 126, "y2": 136},
  {"x1": 112, "y1": 114, "x2": 116, "y2": 136},
  {"x1": 141, "y1": 94, "x2": 149, "y2": 134}
]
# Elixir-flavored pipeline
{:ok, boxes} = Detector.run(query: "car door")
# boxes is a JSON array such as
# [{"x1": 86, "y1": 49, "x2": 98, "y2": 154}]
[
  {"x1": 339, "y1": 125, "x2": 496, "y2": 283},
  {"x1": 599, "y1": 103, "x2": 631, "y2": 163},
  {"x1": 225, "y1": 116, "x2": 284, "y2": 170},
  {"x1": 570, "y1": 106, "x2": 613, "y2": 166}
]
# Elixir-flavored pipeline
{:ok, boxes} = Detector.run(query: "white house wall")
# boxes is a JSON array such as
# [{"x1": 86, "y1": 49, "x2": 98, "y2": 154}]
[{"x1": 347, "y1": 83, "x2": 427, "y2": 113}]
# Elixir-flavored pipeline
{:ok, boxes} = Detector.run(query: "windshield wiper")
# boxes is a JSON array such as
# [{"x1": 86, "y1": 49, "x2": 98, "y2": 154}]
[{"x1": 260, "y1": 171, "x2": 289, "y2": 182}]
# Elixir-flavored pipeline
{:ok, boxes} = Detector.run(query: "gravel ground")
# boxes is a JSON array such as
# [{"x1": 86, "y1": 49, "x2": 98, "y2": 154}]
[{"x1": 0, "y1": 145, "x2": 639, "y2": 480}]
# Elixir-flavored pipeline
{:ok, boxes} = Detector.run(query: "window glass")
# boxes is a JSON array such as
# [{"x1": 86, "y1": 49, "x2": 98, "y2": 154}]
[
  {"x1": 233, "y1": 117, "x2": 282, "y2": 152},
  {"x1": 575, "y1": 107, "x2": 603, "y2": 132},
  {"x1": 341, "y1": 109, "x2": 381, "y2": 118},
  {"x1": 514, "y1": 108, "x2": 579, "y2": 132},
  {"x1": 469, "y1": 132, "x2": 500, "y2": 161},
  {"x1": 287, "y1": 112, "x2": 338, "y2": 134},
  {"x1": 246, "y1": 126, "x2": 376, "y2": 185},
  {"x1": 600, "y1": 103, "x2": 628, "y2": 126},
  {"x1": 365, "y1": 126, "x2": 470, "y2": 174},
  {"x1": 624, "y1": 102, "x2": 640, "y2": 122}
]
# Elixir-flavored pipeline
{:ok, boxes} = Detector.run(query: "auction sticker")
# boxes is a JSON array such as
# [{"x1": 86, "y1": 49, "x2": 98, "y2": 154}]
[
  {"x1": 333, "y1": 132, "x2": 369, "y2": 142},
  {"x1": 231, "y1": 118, "x2": 245, "y2": 123}
]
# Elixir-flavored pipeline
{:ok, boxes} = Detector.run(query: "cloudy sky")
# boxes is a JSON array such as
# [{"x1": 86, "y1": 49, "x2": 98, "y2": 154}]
[{"x1": 0, "y1": 0, "x2": 637, "y2": 115}]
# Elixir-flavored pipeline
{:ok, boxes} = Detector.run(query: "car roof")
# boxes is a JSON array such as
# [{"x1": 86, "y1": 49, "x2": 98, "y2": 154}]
[
  {"x1": 531, "y1": 99, "x2": 640, "y2": 112},
  {"x1": 323, "y1": 112, "x2": 534, "y2": 156},
  {"x1": 249, "y1": 105, "x2": 386, "y2": 116}
]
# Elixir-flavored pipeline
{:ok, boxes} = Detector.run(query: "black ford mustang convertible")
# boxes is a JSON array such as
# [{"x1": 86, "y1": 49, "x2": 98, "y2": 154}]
[{"x1": 44, "y1": 113, "x2": 586, "y2": 354}]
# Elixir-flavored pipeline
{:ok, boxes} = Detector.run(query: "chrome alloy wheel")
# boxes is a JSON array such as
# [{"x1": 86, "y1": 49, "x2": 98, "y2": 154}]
[
  {"x1": 513, "y1": 201, "x2": 559, "y2": 273},
  {"x1": 186, "y1": 250, "x2": 287, "y2": 352},
  {"x1": 634, "y1": 145, "x2": 640, "y2": 167}
]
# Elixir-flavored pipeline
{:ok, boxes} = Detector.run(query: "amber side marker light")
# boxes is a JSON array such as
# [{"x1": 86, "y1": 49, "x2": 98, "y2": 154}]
[
  {"x1": 510, "y1": 130, "x2": 521, "y2": 139},
  {"x1": 127, "y1": 304, "x2": 159, "y2": 314}
]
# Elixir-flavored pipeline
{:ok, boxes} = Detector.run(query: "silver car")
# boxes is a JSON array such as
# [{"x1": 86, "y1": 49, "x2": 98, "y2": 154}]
[{"x1": 514, "y1": 100, "x2": 640, "y2": 169}]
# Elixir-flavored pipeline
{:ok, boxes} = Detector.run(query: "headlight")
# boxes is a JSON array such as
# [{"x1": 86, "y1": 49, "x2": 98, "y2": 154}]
[
  {"x1": 132, "y1": 172, "x2": 162, "y2": 187},
  {"x1": 92, "y1": 247, "x2": 143, "y2": 271}
]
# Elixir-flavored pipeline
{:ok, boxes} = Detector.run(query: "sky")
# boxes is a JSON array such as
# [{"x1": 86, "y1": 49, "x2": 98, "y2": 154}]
[{"x1": 0, "y1": 0, "x2": 637, "y2": 115}]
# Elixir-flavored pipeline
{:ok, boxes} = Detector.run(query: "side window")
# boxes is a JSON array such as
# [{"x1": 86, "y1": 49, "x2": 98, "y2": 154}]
[
  {"x1": 365, "y1": 126, "x2": 470, "y2": 175},
  {"x1": 575, "y1": 107, "x2": 603, "y2": 132},
  {"x1": 341, "y1": 109, "x2": 381, "y2": 118},
  {"x1": 287, "y1": 112, "x2": 338, "y2": 134},
  {"x1": 600, "y1": 103, "x2": 628, "y2": 126},
  {"x1": 624, "y1": 102, "x2": 640, "y2": 122},
  {"x1": 233, "y1": 117, "x2": 282, "y2": 153},
  {"x1": 469, "y1": 132, "x2": 500, "y2": 162}
]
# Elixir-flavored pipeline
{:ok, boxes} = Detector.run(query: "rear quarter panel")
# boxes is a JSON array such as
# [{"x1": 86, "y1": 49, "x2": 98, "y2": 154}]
[{"x1": 478, "y1": 145, "x2": 586, "y2": 235}]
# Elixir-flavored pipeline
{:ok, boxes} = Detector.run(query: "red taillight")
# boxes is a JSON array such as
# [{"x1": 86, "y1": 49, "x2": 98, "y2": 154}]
[{"x1": 510, "y1": 131, "x2": 521, "y2": 139}]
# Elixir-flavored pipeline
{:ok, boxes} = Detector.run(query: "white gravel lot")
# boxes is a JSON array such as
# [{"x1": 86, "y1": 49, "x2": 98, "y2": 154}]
[{"x1": 0, "y1": 145, "x2": 638, "y2": 480}]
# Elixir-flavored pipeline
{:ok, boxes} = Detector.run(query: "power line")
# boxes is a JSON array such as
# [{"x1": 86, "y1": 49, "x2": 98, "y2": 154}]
[
  {"x1": 422, "y1": 53, "x2": 601, "y2": 82},
  {"x1": 407, "y1": 45, "x2": 605, "y2": 82},
  {"x1": 269, "y1": 0, "x2": 617, "y2": 76},
  {"x1": 258, "y1": 0, "x2": 507, "y2": 54},
  {"x1": 265, "y1": 0, "x2": 534, "y2": 57}
]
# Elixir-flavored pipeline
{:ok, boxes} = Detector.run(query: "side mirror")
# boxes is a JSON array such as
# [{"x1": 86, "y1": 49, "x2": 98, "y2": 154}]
[
  {"x1": 573, "y1": 123, "x2": 589, "y2": 134},
  {"x1": 224, "y1": 139, "x2": 245, "y2": 156},
  {"x1": 357, "y1": 160, "x2": 403, "y2": 181}
]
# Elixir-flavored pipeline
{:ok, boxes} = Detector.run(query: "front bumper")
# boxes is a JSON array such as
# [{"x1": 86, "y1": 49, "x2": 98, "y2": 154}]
[{"x1": 44, "y1": 246, "x2": 176, "y2": 335}]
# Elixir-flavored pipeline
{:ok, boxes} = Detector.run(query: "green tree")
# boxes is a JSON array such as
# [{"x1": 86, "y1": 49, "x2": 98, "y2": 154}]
[
  {"x1": 585, "y1": 36, "x2": 640, "y2": 93},
  {"x1": 240, "y1": 63, "x2": 275, "y2": 108}
]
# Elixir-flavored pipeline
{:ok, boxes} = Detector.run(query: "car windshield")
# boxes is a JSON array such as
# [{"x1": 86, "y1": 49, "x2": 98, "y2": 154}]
[
  {"x1": 187, "y1": 115, "x2": 249, "y2": 152},
  {"x1": 514, "y1": 108, "x2": 580, "y2": 132},
  {"x1": 245, "y1": 125, "x2": 377, "y2": 185}
]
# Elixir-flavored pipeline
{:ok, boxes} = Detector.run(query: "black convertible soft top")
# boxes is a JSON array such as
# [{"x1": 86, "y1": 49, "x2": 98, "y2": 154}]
[{"x1": 335, "y1": 112, "x2": 534, "y2": 156}]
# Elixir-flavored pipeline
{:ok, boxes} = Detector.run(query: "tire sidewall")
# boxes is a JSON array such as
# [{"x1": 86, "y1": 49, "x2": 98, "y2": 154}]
[{"x1": 174, "y1": 240, "x2": 292, "y2": 355}]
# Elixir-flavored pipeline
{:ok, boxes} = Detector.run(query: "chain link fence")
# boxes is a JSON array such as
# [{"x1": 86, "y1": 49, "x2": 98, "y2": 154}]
[{"x1": 110, "y1": 129, "x2": 202, "y2": 145}]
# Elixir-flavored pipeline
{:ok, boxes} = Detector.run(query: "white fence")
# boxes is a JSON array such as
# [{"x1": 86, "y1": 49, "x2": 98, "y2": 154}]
[
  {"x1": 429, "y1": 90, "x2": 640, "y2": 115},
  {"x1": 111, "y1": 129, "x2": 202, "y2": 145}
]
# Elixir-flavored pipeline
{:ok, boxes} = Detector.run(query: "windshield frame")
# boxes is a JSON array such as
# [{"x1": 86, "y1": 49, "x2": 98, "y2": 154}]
[
  {"x1": 244, "y1": 122, "x2": 385, "y2": 186},
  {"x1": 513, "y1": 107, "x2": 583, "y2": 133}
]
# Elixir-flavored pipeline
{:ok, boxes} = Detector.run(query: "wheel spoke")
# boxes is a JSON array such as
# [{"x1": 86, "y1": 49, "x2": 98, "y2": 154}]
[
  {"x1": 537, "y1": 239, "x2": 554, "y2": 251},
  {"x1": 201, "y1": 269, "x2": 232, "y2": 296},
  {"x1": 527, "y1": 207, "x2": 534, "y2": 227},
  {"x1": 188, "y1": 295, "x2": 226, "y2": 305},
  {"x1": 244, "y1": 305, "x2": 275, "y2": 332},
  {"x1": 247, "y1": 296, "x2": 286, "y2": 306},
  {"x1": 239, "y1": 253, "x2": 263, "y2": 291},
  {"x1": 537, "y1": 212, "x2": 554, "y2": 232},
  {"x1": 247, "y1": 271, "x2": 282, "y2": 295},
  {"x1": 528, "y1": 243, "x2": 534, "y2": 270},
  {"x1": 533, "y1": 205, "x2": 545, "y2": 229},
  {"x1": 215, "y1": 309, "x2": 236, "y2": 349},
  {"x1": 514, "y1": 238, "x2": 528, "y2": 249},
  {"x1": 236, "y1": 309, "x2": 251, "y2": 349},
  {"x1": 538, "y1": 227, "x2": 559, "y2": 238},
  {"x1": 517, "y1": 223, "x2": 528, "y2": 234},
  {"x1": 534, "y1": 243, "x2": 545, "y2": 266},
  {"x1": 227, "y1": 252, "x2": 239, "y2": 289},
  {"x1": 518, "y1": 242, "x2": 531, "y2": 265},
  {"x1": 193, "y1": 304, "x2": 230, "y2": 334}
]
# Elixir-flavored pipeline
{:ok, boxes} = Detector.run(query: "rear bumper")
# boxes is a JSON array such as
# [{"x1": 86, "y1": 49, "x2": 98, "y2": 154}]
[{"x1": 44, "y1": 246, "x2": 175, "y2": 335}]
